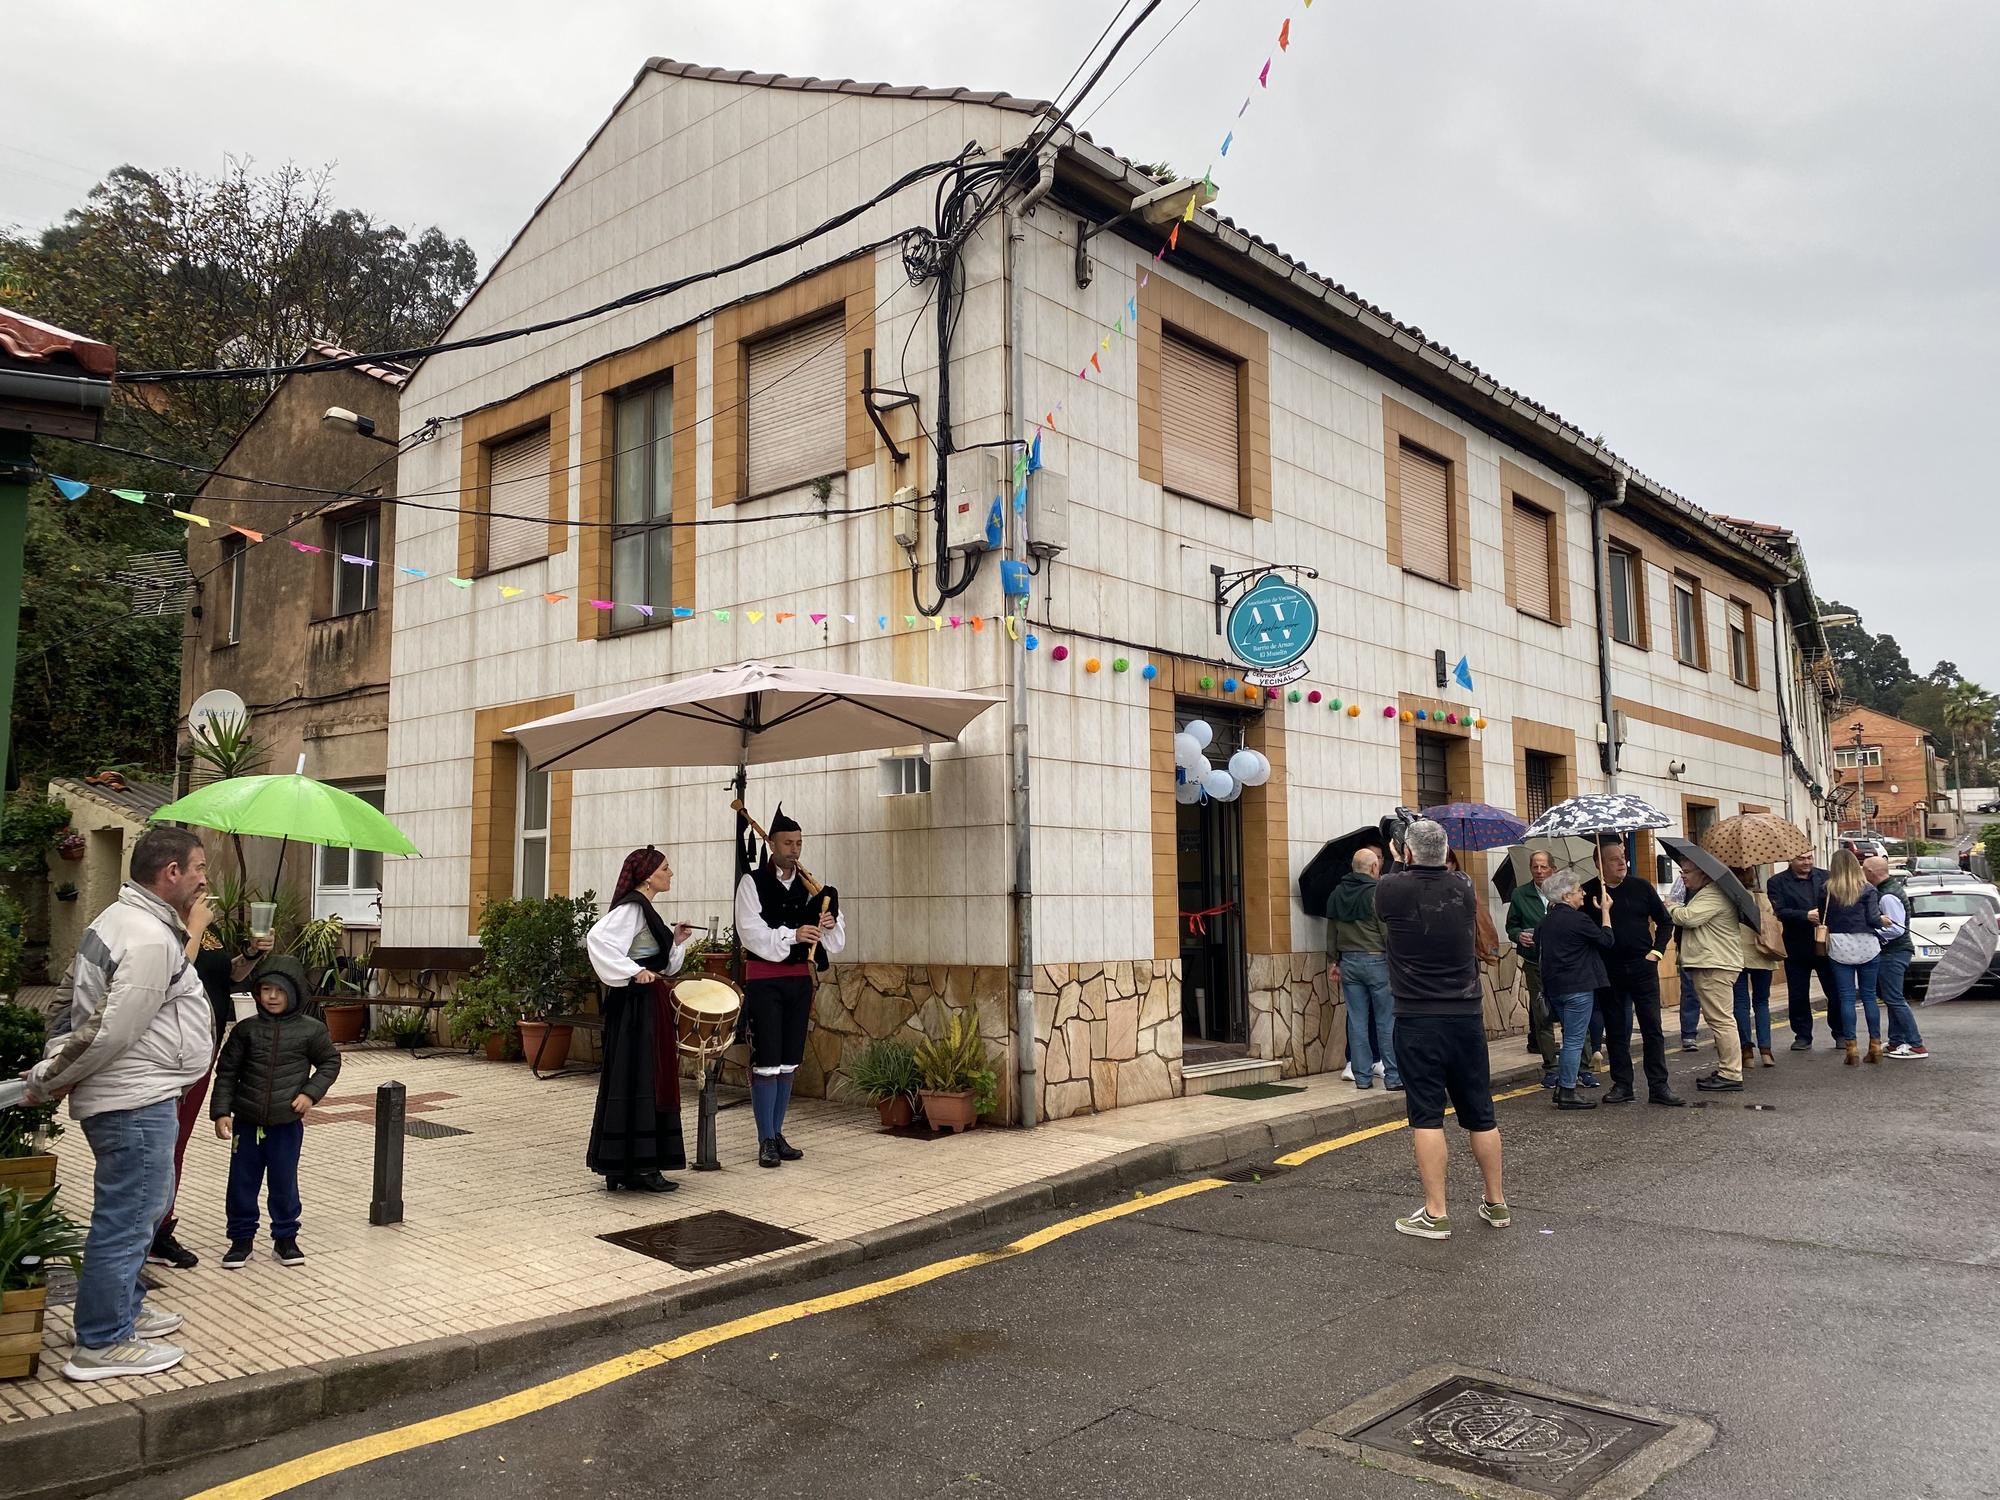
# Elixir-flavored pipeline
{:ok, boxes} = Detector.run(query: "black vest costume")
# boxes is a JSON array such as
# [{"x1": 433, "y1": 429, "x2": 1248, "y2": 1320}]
[{"x1": 750, "y1": 864, "x2": 838, "y2": 971}]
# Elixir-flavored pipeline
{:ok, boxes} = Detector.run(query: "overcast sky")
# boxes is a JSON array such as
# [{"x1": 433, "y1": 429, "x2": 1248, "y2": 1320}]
[{"x1": 8, "y1": 1, "x2": 1994, "y2": 683}]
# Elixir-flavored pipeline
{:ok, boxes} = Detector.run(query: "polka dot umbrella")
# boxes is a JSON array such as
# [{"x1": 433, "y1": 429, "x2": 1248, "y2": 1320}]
[{"x1": 1698, "y1": 812, "x2": 1811, "y2": 870}]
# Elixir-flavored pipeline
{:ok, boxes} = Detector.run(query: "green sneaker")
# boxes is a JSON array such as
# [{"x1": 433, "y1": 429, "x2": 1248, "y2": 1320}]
[
  {"x1": 1478, "y1": 1200, "x2": 1511, "y2": 1229},
  {"x1": 1394, "y1": 1207, "x2": 1451, "y2": 1240}
]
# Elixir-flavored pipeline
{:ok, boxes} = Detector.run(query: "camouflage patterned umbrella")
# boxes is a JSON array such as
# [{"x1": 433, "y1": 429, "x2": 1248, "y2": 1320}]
[
  {"x1": 1700, "y1": 813, "x2": 1810, "y2": 869},
  {"x1": 1921, "y1": 906, "x2": 1999, "y2": 1005}
]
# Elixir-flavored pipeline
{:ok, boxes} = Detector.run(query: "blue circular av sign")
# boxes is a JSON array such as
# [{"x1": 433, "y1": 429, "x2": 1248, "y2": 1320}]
[{"x1": 1225, "y1": 574, "x2": 1318, "y2": 669}]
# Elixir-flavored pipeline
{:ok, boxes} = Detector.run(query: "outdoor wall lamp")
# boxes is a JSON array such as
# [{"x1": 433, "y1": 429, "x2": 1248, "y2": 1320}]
[
  {"x1": 1075, "y1": 176, "x2": 1218, "y2": 288},
  {"x1": 1667, "y1": 760, "x2": 1688, "y2": 779},
  {"x1": 322, "y1": 406, "x2": 396, "y2": 445}
]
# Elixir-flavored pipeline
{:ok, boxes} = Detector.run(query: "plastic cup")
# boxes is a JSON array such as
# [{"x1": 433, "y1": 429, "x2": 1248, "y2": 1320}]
[{"x1": 249, "y1": 901, "x2": 277, "y2": 939}]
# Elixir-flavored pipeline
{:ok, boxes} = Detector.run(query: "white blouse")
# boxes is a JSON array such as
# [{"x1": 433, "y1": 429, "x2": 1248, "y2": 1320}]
[{"x1": 586, "y1": 901, "x2": 688, "y2": 987}]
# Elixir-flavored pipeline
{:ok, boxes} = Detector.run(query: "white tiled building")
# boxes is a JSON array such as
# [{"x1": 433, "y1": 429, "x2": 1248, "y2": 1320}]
[{"x1": 382, "y1": 60, "x2": 1839, "y2": 1121}]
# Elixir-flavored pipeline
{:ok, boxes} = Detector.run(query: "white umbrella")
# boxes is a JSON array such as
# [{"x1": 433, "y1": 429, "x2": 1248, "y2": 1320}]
[{"x1": 507, "y1": 660, "x2": 1002, "y2": 772}]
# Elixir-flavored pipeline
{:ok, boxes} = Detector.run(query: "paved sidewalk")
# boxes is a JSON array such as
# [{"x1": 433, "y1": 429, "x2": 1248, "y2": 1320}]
[{"x1": 3, "y1": 1036, "x2": 1538, "y2": 1431}]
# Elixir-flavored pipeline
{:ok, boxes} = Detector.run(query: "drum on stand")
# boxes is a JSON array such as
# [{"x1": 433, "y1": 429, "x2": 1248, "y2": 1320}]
[{"x1": 670, "y1": 976, "x2": 743, "y2": 1071}]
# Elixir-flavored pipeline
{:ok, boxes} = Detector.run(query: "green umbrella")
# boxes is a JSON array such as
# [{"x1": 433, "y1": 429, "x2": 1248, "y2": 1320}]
[{"x1": 153, "y1": 769, "x2": 419, "y2": 893}]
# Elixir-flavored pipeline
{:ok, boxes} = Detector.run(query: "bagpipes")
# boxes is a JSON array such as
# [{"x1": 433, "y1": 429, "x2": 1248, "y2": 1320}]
[{"x1": 731, "y1": 799, "x2": 838, "y2": 963}]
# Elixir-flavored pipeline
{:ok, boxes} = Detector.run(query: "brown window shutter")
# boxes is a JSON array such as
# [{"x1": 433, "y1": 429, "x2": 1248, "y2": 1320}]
[
  {"x1": 1511, "y1": 500, "x2": 1553, "y2": 619},
  {"x1": 745, "y1": 311, "x2": 846, "y2": 497},
  {"x1": 485, "y1": 428, "x2": 552, "y2": 571},
  {"x1": 1160, "y1": 332, "x2": 1240, "y2": 508},
  {"x1": 1399, "y1": 443, "x2": 1452, "y2": 581}
]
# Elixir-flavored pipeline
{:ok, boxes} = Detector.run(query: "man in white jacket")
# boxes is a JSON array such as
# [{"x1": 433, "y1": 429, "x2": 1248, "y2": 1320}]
[{"x1": 23, "y1": 826, "x2": 215, "y2": 1381}]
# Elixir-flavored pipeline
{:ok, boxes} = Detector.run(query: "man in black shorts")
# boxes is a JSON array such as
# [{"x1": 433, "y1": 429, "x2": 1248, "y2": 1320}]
[{"x1": 1375, "y1": 818, "x2": 1508, "y2": 1240}]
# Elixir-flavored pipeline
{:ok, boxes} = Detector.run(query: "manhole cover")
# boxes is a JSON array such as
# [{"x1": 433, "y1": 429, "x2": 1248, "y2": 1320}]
[
  {"x1": 405, "y1": 1120, "x2": 471, "y2": 1139},
  {"x1": 1298, "y1": 1366, "x2": 1712, "y2": 1499},
  {"x1": 1217, "y1": 1164, "x2": 1292, "y2": 1182},
  {"x1": 600, "y1": 1210, "x2": 813, "y2": 1271},
  {"x1": 1208, "y1": 1082, "x2": 1306, "y2": 1100}
]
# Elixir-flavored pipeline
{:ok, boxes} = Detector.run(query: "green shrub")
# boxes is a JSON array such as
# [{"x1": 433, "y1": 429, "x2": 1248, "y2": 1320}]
[
  {"x1": 443, "y1": 972, "x2": 521, "y2": 1051},
  {"x1": 0, "y1": 1001, "x2": 63, "y2": 1157},
  {"x1": 474, "y1": 892, "x2": 599, "y2": 1021},
  {"x1": 0, "y1": 795, "x2": 72, "y2": 875},
  {"x1": 913, "y1": 1011, "x2": 999, "y2": 1115},
  {"x1": 844, "y1": 1036, "x2": 922, "y2": 1105}
]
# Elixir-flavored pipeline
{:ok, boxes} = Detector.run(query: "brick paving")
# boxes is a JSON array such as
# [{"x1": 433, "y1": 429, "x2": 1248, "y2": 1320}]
[{"x1": 2, "y1": 1036, "x2": 1526, "y2": 1423}]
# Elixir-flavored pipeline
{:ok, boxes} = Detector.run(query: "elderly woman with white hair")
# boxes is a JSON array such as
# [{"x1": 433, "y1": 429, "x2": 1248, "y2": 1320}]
[{"x1": 1532, "y1": 869, "x2": 1616, "y2": 1110}]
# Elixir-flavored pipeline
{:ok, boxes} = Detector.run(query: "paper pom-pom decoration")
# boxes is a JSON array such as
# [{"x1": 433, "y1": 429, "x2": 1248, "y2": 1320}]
[
  {"x1": 1265, "y1": 686, "x2": 1279, "y2": 700},
  {"x1": 1400, "y1": 710, "x2": 1414, "y2": 723},
  {"x1": 1445, "y1": 712, "x2": 1458, "y2": 725},
  {"x1": 1415, "y1": 709, "x2": 1428, "y2": 721},
  {"x1": 1025, "y1": 634, "x2": 1039, "y2": 650},
  {"x1": 1051, "y1": 645, "x2": 1069, "y2": 662},
  {"x1": 1307, "y1": 691, "x2": 1321, "y2": 704},
  {"x1": 1084, "y1": 657, "x2": 1101, "y2": 673},
  {"x1": 1141, "y1": 663, "x2": 1158, "y2": 680},
  {"x1": 1331, "y1": 698, "x2": 1342, "y2": 710},
  {"x1": 1347, "y1": 704, "x2": 1361, "y2": 717},
  {"x1": 1474, "y1": 716, "x2": 1487, "y2": 729},
  {"x1": 1382, "y1": 706, "x2": 1396, "y2": 718},
  {"x1": 1223, "y1": 678, "x2": 1239, "y2": 693},
  {"x1": 1288, "y1": 690, "x2": 1302, "y2": 703},
  {"x1": 1199, "y1": 675, "x2": 1214, "y2": 690},
  {"x1": 1112, "y1": 657, "x2": 1128, "y2": 673}
]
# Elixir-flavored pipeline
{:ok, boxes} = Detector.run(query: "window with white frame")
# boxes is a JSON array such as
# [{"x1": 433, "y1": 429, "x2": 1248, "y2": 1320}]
[
  {"x1": 333, "y1": 510, "x2": 380, "y2": 615},
  {"x1": 1834, "y1": 746, "x2": 1883, "y2": 769},
  {"x1": 1672, "y1": 573, "x2": 1704, "y2": 667},
  {"x1": 1608, "y1": 547, "x2": 1640, "y2": 646},
  {"x1": 221, "y1": 539, "x2": 245, "y2": 645},
  {"x1": 315, "y1": 782, "x2": 385, "y2": 925},
  {"x1": 1727, "y1": 598, "x2": 1753, "y2": 686},
  {"x1": 516, "y1": 758, "x2": 550, "y2": 899},
  {"x1": 610, "y1": 382, "x2": 674, "y2": 632}
]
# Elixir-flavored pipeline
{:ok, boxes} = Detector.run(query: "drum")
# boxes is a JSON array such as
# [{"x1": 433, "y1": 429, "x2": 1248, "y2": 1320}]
[{"x1": 670, "y1": 976, "x2": 743, "y2": 1066}]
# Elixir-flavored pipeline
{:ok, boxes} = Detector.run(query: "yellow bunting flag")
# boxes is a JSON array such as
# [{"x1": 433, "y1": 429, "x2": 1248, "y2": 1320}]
[
  {"x1": 1182, "y1": 192, "x2": 1197, "y2": 223},
  {"x1": 1005, "y1": 614, "x2": 1020, "y2": 641},
  {"x1": 499, "y1": 586, "x2": 524, "y2": 599},
  {"x1": 171, "y1": 509, "x2": 211, "y2": 527},
  {"x1": 747, "y1": 611, "x2": 764, "y2": 623}
]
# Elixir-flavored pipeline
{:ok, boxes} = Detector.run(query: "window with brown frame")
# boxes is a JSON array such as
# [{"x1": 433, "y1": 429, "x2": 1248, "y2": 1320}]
[
  {"x1": 1727, "y1": 597, "x2": 1755, "y2": 687},
  {"x1": 1160, "y1": 330, "x2": 1242, "y2": 508},
  {"x1": 1398, "y1": 442, "x2": 1454, "y2": 584},
  {"x1": 744, "y1": 311, "x2": 847, "y2": 498},
  {"x1": 1509, "y1": 499, "x2": 1556, "y2": 621},
  {"x1": 1524, "y1": 752, "x2": 1557, "y2": 821},
  {"x1": 483, "y1": 426, "x2": 554, "y2": 572},
  {"x1": 1672, "y1": 572, "x2": 1707, "y2": 669}
]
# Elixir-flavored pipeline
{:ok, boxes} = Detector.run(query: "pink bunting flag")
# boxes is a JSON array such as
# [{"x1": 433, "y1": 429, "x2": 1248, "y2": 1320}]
[
  {"x1": 1259, "y1": 58, "x2": 1271, "y2": 87},
  {"x1": 289, "y1": 541, "x2": 322, "y2": 554},
  {"x1": 229, "y1": 524, "x2": 265, "y2": 543},
  {"x1": 589, "y1": 599, "x2": 614, "y2": 610},
  {"x1": 810, "y1": 613, "x2": 826, "y2": 625},
  {"x1": 948, "y1": 617, "x2": 961, "y2": 629}
]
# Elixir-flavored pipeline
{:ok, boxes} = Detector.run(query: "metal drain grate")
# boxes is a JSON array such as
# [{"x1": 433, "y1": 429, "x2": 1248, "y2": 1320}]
[
  {"x1": 600, "y1": 1210, "x2": 813, "y2": 1271},
  {"x1": 1217, "y1": 1164, "x2": 1292, "y2": 1182},
  {"x1": 404, "y1": 1120, "x2": 471, "y2": 1139}
]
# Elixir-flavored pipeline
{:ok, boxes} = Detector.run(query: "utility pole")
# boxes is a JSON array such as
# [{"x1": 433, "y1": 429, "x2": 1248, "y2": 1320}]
[{"x1": 1852, "y1": 720, "x2": 1869, "y2": 839}]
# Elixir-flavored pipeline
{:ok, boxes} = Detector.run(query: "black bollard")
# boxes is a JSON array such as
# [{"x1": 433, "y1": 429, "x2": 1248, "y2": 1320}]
[
  {"x1": 694, "y1": 1059, "x2": 723, "y2": 1171},
  {"x1": 370, "y1": 1080, "x2": 405, "y2": 1225}
]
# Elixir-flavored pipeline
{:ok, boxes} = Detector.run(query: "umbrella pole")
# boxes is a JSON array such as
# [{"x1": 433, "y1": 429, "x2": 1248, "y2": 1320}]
[
  {"x1": 271, "y1": 837, "x2": 289, "y2": 902},
  {"x1": 694, "y1": 746, "x2": 751, "y2": 1173}
]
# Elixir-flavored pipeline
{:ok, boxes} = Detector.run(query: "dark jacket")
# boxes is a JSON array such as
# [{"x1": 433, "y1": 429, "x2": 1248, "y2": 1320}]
[
  {"x1": 1325, "y1": 873, "x2": 1387, "y2": 962},
  {"x1": 1767, "y1": 867, "x2": 1829, "y2": 955},
  {"x1": 1824, "y1": 882, "x2": 1883, "y2": 937},
  {"x1": 1536, "y1": 902, "x2": 1615, "y2": 996},
  {"x1": 1375, "y1": 867, "x2": 1483, "y2": 1016},
  {"x1": 1504, "y1": 885, "x2": 1548, "y2": 967},
  {"x1": 1582, "y1": 876, "x2": 1670, "y2": 964},
  {"x1": 210, "y1": 959, "x2": 341, "y2": 1129}
]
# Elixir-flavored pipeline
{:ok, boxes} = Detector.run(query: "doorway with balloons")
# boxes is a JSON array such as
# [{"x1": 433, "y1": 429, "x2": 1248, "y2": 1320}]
[{"x1": 1172, "y1": 710, "x2": 1270, "y2": 1062}]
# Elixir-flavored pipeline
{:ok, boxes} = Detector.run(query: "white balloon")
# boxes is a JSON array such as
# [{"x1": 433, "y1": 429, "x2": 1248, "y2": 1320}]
[
  {"x1": 1202, "y1": 768, "x2": 1235, "y2": 801},
  {"x1": 1237, "y1": 749, "x2": 1271, "y2": 787},
  {"x1": 1184, "y1": 719, "x2": 1213, "y2": 749},
  {"x1": 1215, "y1": 776, "x2": 1243, "y2": 801},
  {"x1": 1228, "y1": 748, "x2": 1262, "y2": 785},
  {"x1": 1173, "y1": 733, "x2": 1202, "y2": 768},
  {"x1": 1174, "y1": 778, "x2": 1203, "y2": 805}
]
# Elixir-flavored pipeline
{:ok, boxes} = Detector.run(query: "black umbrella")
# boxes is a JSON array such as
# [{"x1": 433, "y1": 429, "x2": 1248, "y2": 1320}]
[
  {"x1": 1299, "y1": 826, "x2": 1385, "y2": 917},
  {"x1": 1660, "y1": 836, "x2": 1758, "y2": 927}
]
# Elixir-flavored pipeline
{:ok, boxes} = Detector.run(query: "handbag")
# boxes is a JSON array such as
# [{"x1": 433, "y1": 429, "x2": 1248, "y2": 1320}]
[
  {"x1": 1756, "y1": 907, "x2": 1788, "y2": 960},
  {"x1": 1813, "y1": 922, "x2": 1830, "y2": 954}
]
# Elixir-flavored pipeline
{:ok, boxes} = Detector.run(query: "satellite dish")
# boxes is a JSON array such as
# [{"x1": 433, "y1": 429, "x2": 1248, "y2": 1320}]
[{"x1": 189, "y1": 689, "x2": 249, "y2": 740}]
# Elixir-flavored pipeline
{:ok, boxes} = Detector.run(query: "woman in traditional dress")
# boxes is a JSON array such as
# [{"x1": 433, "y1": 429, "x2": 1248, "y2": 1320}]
[{"x1": 585, "y1": 846, "x2": 695, "y2": 1191}]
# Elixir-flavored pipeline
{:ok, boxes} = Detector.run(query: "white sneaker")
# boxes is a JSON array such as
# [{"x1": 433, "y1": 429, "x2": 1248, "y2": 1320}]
[
  {"x1": 62, "y1": 1338, "x2": 186, "y2": 1382},
  {"x1": 1372, "y1": 1061, "x2": 1387, "y2": 1076},
  {"x1": 1341, "y1": 1064, "x2": 1354, "y2": 1081},
  {"x1": 1887, "y1": 1044, "x2": 1928, "y2": 1060},
  {"x1": 134, "y1": 1306, "x2": 184, "y2": 1338}
]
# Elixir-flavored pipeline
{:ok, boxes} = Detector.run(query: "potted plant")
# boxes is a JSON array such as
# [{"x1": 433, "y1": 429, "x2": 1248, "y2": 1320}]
[
  {"x1": 913, "y1": 1011, "x2": 999, "y2": 1135},
  {"x1": 0, "y1": 1002, "x2": 61, "y2": 1199},
  {"x1": 1, "y1": 1187, "x2": 86, "y2": 1380},
  {"x1": 474, "y1": 893, "x2": 599, "y2": 1072},
  {"x1": 52, "y1": 883, "x2": 78, "y2": 904},
  {"x1": 296, "y1": 915, "x2": 365, "y2": 1042},
  {"x1": 377, "y1": 1006, "x2": 430, "y2": 1050},
  {"x1": 52, "y1": 829, "x2": 85, "y2": 863},
  {"x1": 845, "y1": 1036, "x2": 923, "y2": 1128},
  {"x1": 444, "y1": 973, "x2": 521, "y2": 1060}
]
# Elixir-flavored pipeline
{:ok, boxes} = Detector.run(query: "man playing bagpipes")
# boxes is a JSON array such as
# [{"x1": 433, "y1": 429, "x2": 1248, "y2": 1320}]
[{"x1": 733, "y1": 804, "x2": 844, "y2": 1169}]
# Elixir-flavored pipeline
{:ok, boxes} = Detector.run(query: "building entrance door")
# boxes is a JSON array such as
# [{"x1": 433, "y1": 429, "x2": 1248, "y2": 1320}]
[{"x1": 1178, "y1": 714, "x2": 1249, "y2": 1061}]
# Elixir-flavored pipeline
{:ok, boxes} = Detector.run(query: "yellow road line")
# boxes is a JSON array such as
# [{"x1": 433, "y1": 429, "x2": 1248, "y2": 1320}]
[{"x1": 194, "y1": 1087, "x2": 1545, "y2": 1500}]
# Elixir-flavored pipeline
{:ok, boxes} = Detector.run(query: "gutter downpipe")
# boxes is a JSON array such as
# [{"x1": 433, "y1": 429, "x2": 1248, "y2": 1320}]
[
  {"x1": 1770, "y1": 584, "x2": 1798, "y2": 828},
  {"x1": 1590, "y1": 469, "x2": 1629, "y2": 791},
  {"x1": 1004, "y1": 149, "x2": 1054, "y2": 1128}
]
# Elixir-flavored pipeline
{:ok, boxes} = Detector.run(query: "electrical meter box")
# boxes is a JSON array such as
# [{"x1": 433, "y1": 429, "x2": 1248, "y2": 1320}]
[
  {"x1": 1027, "y1": 468, "x2": 1069, "y2": 558},
  {"x1": 946, "y1": 450, "x2": 1000, "y2": 555}
]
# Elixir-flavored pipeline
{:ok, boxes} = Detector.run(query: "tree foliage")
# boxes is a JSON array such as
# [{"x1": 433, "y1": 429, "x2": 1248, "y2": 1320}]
[
  {"x1": 1822, "y1": 600, "x2": 2000, "y2": 787},
  {"x1": 0, "y1": 161, "x2": 477, "y2": 788}
]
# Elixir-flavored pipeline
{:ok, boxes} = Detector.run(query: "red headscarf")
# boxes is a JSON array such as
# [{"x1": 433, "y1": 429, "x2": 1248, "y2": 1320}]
[{"x1": 610, "y1": 846, "x2": 665, "y2": 909}]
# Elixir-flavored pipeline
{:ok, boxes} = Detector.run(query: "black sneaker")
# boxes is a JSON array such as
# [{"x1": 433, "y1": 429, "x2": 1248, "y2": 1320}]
[
  {"x1": 1696, "y1": 1073, "x2": 1744, "y2": 1092},
  {"x1": 272, "y1": 1238, "x2": 305, "y2": 1267},
  {"x1": 146, "y1": 1231, "x2": 199, "y2": 1270},
  {"x1": 220, "y1": 1240, "x2": 253, "y2": 1270},
  {"x1": 773, "y1": 1135, "x2": 804, "y2": 1162},
  {"x1": 1789, "y1": 1037, "x2": 1813, "y2": 1051},
  {"x1": 758, "y1": 1138, "x2": 781, "y2": 1169},
  {"x1": 1680, "y1": 1037, "x2": 1702, "y2": 1052}
]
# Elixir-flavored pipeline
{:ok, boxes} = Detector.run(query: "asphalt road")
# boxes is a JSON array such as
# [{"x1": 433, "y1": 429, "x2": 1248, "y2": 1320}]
[{"x1": 126, "y1": 1002, "x2": 2000, "y2": 1500}]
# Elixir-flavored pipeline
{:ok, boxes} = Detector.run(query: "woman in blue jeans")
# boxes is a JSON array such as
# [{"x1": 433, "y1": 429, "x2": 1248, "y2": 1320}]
[
  {"x1": 1732, "y1": 868, "x2": 1781, "y2": 1068},
  {"x1": 1822, "y1": 849, "x2": 1885, "y2": 1066},
  {"x1": 1532, "y1": 869, "x2": 1615, "y2": 1110}
]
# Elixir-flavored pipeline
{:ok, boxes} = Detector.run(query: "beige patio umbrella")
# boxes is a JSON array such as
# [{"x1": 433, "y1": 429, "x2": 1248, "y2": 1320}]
[
  {"x1": 1699, "y1": 812, "x2": 1811, "y2": 870},
  {"x1": 507, "y1": 660, "x2": 1001, "y2": 773}
]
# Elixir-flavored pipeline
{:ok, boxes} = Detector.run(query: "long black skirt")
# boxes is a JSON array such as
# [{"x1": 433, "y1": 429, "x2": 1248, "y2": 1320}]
[{"x1": 586, "y1": 980, "x2": 686, "y2": 1177}]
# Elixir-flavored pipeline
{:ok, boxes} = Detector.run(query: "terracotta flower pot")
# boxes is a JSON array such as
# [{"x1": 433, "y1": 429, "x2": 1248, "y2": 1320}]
[
  {"x1": 917, "y1": 1088, "x2": 977, "y2": 1135},
  {"x1": 701, "y1": 951, "x2": 735, "y2": 979},
  {"x1": 875, "y1": 1094, "x2": 915, "y2": 1129},
  {"x1": 0, "y1": 1284, "x2": 49, "y2": 1381},
  {"x1": 518, "y1": 1021, "x2": 573, "y2": 1072},
  {"x1": 322, "y1": 1003, "x2": 366, "y2": 1045},
  {"x1": 0, "y1": 1155, "x2": 57, "y2": 1200},
  {"x1": 482, "y1": 1033, "x2": 510, "y2": 1062}
]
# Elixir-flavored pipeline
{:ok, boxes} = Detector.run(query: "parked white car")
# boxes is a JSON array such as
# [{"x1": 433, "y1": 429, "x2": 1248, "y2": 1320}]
[{"x1": 1902, "y1": 881, "x2": 2000, "y2": 997}]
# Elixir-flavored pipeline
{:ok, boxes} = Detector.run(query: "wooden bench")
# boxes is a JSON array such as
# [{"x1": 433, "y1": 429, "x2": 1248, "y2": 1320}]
[
  {"x1": 529, "y1": 1006, "x2": 606, "y2": 1080},
  {"x1": 365, "y1": 947, "x2": 482, "y2": 1047}
]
